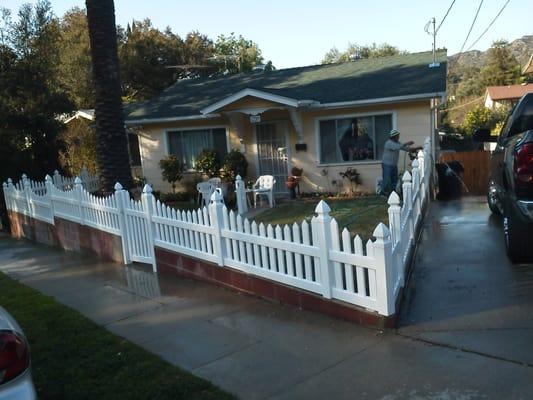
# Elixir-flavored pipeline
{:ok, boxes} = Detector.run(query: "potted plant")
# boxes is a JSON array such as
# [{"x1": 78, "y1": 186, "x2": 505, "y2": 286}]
[
  {"x1": 286, "y1": 176, "x2": 298, "y2": 199},
  {"x1": 194, "y1": 150, "x2": 221, "y2": 178},
  {"x1": 159, "y1": 155, "x2": 183, "y2": 193},
  {"x1": 339, "y1": 167, "x2": 362, "y2": 195},
  {"x1": 221, "y1": 149, "x2": 248, "y2": 182}
]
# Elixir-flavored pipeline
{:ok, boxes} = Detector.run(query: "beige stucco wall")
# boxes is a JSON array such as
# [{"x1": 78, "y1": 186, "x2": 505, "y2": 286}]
[{"x1": 133, "y1": 99, "x2": 431, "y2": 194}]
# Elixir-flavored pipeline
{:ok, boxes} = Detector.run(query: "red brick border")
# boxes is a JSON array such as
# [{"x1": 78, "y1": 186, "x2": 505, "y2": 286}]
[
  {"x1": 8, "y1": 211, "x2": 123, "y2": 263},
  {"x1": 155, "y1": 247, "x2": 397, "y2": 329}
]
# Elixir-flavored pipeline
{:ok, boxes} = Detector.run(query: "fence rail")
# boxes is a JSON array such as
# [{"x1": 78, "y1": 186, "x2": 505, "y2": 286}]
[{"x1": 2, "y1": 139, "x2": 432, "y2": 316}]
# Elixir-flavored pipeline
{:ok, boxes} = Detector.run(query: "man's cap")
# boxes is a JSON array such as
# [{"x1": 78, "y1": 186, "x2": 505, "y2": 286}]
[{"x1": 389, "y1": 129, "x2": 400, "y2": 137}]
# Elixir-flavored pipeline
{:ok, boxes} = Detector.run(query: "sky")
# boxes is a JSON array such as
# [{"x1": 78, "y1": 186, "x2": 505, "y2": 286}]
[{"x1": 3, "y1": 0, "x2": 532, "y2": 69}]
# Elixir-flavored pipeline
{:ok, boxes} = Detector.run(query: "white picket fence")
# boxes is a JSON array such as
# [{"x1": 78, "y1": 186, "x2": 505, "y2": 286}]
[{"x1": 2, "y1": 139, "x2": 432, "y2": 316}]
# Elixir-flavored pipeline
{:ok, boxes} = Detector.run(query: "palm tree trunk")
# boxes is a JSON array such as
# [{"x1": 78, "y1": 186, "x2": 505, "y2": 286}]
[{"x1": 85, "y1": 0, "x2": 132, "y2": 192}]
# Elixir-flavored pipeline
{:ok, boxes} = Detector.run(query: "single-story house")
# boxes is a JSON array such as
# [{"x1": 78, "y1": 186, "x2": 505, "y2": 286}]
[
  {"x1": 126, "y1": 51, "x2": 447, "y2": 194},
  {"x1": 484, "y1": 84, "x2": 533, "y2": 109}
]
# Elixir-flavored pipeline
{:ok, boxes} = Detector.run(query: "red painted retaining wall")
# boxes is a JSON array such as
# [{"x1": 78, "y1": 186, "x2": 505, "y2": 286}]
[
  {"x1": 155, "y1": 246, "x2": 396, "y2": 329},
  {"x1": 8, "y1": 211, "x2": 123, "y2": 263}
]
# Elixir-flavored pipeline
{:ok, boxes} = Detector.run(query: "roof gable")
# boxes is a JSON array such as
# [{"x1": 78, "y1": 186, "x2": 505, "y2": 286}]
[
  {"x1": 201, "y1": 88, "x2": 302, "y2": 114},
  {"x1": 486, "y1": 84, "x2": 533, "y2": 101}
]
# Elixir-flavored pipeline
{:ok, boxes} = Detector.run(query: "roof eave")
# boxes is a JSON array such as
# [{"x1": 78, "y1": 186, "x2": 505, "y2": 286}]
[
  {"x1": 125, "y1": 113, "x2": 221, "y2": 126},
  {"x1": 312, "y1": 92, "x2": 446, "y2": 109}
]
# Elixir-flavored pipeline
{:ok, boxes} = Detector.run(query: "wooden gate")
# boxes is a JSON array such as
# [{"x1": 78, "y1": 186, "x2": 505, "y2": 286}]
[{"x1": 439, "y1": 151, "x2": 491, "y2": 195}]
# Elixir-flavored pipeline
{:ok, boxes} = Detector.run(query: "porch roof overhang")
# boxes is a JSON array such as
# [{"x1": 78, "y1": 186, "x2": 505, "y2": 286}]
[{"x1": 200, "y1": 88, "x2": 317, "y2": 115}]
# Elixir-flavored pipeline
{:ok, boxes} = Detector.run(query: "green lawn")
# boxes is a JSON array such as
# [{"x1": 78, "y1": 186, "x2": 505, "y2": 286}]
[
  {"x1": 251, "y1": 196, "x2": 389, "y2": 241},
  {"x1": 0, "y1": 273, "x2": 234, "y2": 400}
]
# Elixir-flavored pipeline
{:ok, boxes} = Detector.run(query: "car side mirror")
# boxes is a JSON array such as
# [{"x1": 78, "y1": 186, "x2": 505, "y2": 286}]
[{"x1": 472, "y1": 128, "x2": 497, "y2": 142}]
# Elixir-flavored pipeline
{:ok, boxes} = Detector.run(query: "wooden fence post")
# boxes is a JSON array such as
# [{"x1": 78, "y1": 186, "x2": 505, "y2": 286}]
[
  {"x1": 311, "y1": 200, "x2": 334, "y2": 299},
  {"x1": 114, "y1": 182, "x2": 132, "y2": 265},
  {"x1": 372, "y1": 223, "x2": 395, "y2": 316},
  {"x1": 208, "y1": 189, "x2": 226, "y2": 266},
  {"x1": 235, "y1": 175, "x2": 248, "y2": 215},
  {"x1": 141, "y1": 184, "x2": 157, "y2": 272}
]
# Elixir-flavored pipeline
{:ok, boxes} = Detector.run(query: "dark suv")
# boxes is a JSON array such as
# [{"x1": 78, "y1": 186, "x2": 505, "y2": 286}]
[{"x1": 474, "y1": 92, "x2": 533, "y2": 263}]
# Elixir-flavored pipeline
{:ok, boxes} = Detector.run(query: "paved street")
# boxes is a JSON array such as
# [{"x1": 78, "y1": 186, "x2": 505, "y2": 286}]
[{"x1": 1, "y1": 198, "x2": 533, "y2": 399}]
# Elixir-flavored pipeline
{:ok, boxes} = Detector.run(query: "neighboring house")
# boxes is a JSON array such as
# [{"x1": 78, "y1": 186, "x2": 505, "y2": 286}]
[
  {"x1": 484, "y1": 84, "x2": 533, "y2": 109},
  {"x1": 126, "y1": 51, "x2": 447, "y2": 194},
  {"x1": 62, "y1": 108, "x2": 143, "y2": 176}
]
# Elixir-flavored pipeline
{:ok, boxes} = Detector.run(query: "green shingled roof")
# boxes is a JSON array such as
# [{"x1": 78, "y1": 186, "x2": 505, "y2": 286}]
[{"x1": 126, "y1": 50, "x2": 447, "y2": 122}]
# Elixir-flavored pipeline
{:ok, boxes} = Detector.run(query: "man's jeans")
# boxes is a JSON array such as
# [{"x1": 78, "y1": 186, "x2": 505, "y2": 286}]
[{"x1": 381, "y1": 163, "x2": 398, "y2": 195}]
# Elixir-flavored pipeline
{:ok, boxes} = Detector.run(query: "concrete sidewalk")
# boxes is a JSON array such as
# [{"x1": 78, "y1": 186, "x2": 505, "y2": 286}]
[{"x1": 1, "y1": 198, "x2": 533, "y2": 400}]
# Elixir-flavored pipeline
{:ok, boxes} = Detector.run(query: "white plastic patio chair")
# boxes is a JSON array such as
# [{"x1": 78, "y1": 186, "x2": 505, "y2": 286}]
[
  {"x1": 197, "y1": 182, "x2": 214, "y2": 207},
  {"x1": 208, "y1": 177, "x2": 227, "y2": 196},
  {"x1": 208, "y1": 177, "x2": 221, "y2": 186},
  {"x1": 253, "y1": 175, "x2": 276, "y2": 208}
]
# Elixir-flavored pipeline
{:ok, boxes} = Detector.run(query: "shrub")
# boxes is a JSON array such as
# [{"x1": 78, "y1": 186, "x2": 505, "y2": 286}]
[
  {"x1": 159, "y1": 155, "x2": 183, "y2": 193},
  {"x1": 194, "y1": 150, "x2": 221, "y2": 178},
  {"x1": 339, "y1": 167, "x2": 362, "y2": 194},
  {"x1": 221, "y1": 149, "x2": 248, "y2": 182}
]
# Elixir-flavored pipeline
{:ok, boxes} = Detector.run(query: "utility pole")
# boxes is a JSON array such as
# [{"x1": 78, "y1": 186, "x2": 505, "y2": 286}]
[{"x1": 425, "y1": 17, "x2": 440, "y2": 68}]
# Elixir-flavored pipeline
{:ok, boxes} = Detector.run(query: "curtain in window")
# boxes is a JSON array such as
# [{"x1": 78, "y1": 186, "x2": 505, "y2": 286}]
[
  {"x1": 168, "y1": 128, "x2": 227, "y2": 169},
  {"x1": 181, "y1": 129, "x2": 212, "y2": 169}
]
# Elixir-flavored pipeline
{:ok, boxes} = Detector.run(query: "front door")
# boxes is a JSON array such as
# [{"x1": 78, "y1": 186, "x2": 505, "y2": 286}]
[{"x1": 255, "y1": 122, "x2": 289, "y2": 193}]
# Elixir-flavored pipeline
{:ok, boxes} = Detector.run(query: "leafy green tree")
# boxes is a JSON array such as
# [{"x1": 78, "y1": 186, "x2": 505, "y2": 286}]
[
  {"x1": 461, "y1": 105, "x2": 509, "y2": 135},
  {"x1": 159, "y1": 155, "x2": 183, "y2": 193},
  {"x1": 322, "y1": 42, "x2": 404, "y2": 64},
  {"x1": 212, "y1": 33, "x2": 265, "y2": 73},
  {"x1": 58, "y1": 118, "x2": 98, "y2": 175},
  {"x1": 58, "y1": 7, "x2": 94, "y2": 108},
  {"x1": 0, "y1": 1, "x2": 72, "y2": 180},
  {"x1": 119, "y1": 19, "x2": 184, "y2": 101},
  {"x1": 480, "y1": 40, "x2": 522, "y2": 87}
]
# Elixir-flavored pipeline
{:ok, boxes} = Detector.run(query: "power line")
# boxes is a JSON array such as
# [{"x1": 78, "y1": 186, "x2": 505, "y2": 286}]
[
  {"x1": 467, "y1": 0, "x2": 511, "y2": 51},
  {"x1": 436, "y1": 0, "x2": 457, "y2": 33},
  {"x1": 440, "y1": 96, "x2": 484, "y2": 112},
  {"x1": 459, "y1": 0, "x2": 485, "y2": 54}
]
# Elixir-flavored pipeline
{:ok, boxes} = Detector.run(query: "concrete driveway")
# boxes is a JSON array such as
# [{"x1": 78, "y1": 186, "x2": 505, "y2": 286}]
[
  {"x1": 399, "y1": 198, "x2": 533, "y2": 367},
  {"x1": 1, "y1": 197, "x2": 533, "y2": 399}
]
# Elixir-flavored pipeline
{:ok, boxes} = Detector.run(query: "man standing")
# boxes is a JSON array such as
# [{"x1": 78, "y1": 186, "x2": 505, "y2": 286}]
[{"x1": 380, "y1": 129, "x2": 417, "y2": 195}]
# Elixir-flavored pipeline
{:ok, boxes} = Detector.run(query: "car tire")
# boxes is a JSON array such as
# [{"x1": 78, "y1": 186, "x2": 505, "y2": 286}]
[
  {"x1": 487, "y1": 191, "x2": 500, "y2": 214},
  {"x1": 504, "y1": 214, "x2": 533, "y2": 263}
]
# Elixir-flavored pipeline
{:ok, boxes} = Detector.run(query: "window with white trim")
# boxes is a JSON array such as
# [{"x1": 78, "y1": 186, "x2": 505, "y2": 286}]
[
  {"x1": 167, "y1": 128, "x2": 227, "y2": 170},
  {"x1": 319, "y1": 114, "x2": 392, "y2": 163}
]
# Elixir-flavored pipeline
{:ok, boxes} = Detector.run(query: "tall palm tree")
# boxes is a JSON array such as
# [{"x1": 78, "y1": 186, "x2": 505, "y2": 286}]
[{"x1": 85, "y1": 0, "x2": 133, "y2": 192}]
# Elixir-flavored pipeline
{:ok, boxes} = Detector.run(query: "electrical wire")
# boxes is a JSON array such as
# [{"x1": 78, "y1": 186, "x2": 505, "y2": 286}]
[
  {"x1": 466, "y1": 0, "x2": 511, "y2": 51},
  {"x1": 436, "y1": 0, "x2": 457, "y2": 33},
  {"x1": 459, "y1": 0, "x2": 485, "y2": 54},
  {"x1": 440, "y1": 96, "x2": 484, "y2": 112}
]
